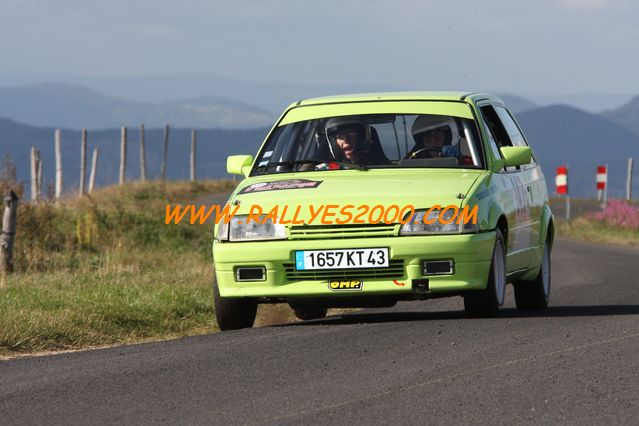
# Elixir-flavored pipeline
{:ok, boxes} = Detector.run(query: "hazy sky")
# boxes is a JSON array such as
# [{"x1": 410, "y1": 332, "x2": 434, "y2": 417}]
[{"x1": 0, "y1": 0, "x2": 636, "y2": 96}]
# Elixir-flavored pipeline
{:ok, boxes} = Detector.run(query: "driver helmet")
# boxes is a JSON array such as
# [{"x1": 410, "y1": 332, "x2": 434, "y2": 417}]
[
  {"x1": 411, "y1": 115, "x2": 460, "y2": 149},
  {"x1": 324, "y1": 116, "x2": 372, "y2": 161}
]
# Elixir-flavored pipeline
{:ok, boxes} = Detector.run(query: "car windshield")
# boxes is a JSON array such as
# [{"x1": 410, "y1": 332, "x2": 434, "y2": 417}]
[{"x1": 251, "y1": 114, "x2": 483, "y2": 176}]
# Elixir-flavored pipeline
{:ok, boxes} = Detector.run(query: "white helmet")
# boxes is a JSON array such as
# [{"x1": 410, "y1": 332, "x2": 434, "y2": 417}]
[
  {"x1": 411, "y1": 115, "x2": 460, "y2": 146},
  {"x1": 324, "y1": 116, "x2": 372, "y2": 161}
]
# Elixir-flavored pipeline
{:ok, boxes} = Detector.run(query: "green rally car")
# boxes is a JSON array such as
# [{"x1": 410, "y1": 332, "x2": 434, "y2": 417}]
[{"x1": 212, "y1": 92, "x2": 554, "y2": 330}]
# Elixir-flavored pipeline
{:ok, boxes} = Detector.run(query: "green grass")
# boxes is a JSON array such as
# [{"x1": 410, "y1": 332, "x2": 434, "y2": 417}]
[
  {"x1": 0, "y1": 180, "x2": 298, "y2": 356},
  {"x1": 556, "y1": 217, "x2": 639, "y2": 247},
  {"x1": 1, "y1": 252, "x2": 216, "y2": 354}
]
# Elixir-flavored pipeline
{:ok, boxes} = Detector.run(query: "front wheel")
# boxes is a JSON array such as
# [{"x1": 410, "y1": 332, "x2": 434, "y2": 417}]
[
  {"x1": 514, "y1": 241, "x2": 551, "y2": 310},
  {"x1": 290, "y1": 304, "x2": 328, "y2": 321},
  {"x1": 213, "y1": 277, "x2": 258, "y2": 331},
  {"x1": 464, "y1": 228, "x2": 507, "y2": 317}
]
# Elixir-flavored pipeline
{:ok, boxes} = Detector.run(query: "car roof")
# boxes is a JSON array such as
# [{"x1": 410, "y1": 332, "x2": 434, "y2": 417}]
[{"x1": 292, "y1": 91, "x2": 504, "y2": 107}]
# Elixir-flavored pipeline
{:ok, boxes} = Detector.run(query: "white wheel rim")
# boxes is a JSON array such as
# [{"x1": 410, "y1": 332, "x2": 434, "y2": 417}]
[
  {"x1": 542, "y1": 245, "x2": 550, "y2": 299},
  {"x1": 494, "y1": 240, "x2": 506, "y2": 306}
]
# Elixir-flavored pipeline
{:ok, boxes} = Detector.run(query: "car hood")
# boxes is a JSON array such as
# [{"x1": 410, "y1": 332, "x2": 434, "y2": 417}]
[{"x1": 229, "y1": 169, "x2": 484, "y2": 219}]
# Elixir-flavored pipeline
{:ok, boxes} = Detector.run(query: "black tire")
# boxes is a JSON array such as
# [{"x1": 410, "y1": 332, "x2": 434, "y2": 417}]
[
  {"x1": 464, "y1": 228, "x2": 507, "y2": 317},
  {"x1": 291, "y1": 305, "x2": 328, "y2": 321},
  {"x1": 514, "y1": 239, "x2": 551, "y2": 310},
  {"x1": 213, "y1": 277, "x2": 258, "y2": 331}
]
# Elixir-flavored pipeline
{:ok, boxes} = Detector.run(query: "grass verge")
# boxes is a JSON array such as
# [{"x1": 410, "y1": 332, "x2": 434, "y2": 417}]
[
  {"x1": 556, "y1": 218, "x2": 639, "y2": 247},
  {"x1": 0, "y1": 180, "x2": 303, "y2": 357}
]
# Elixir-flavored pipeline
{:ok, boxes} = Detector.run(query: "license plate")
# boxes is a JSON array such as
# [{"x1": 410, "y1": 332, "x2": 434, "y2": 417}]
[{"x1": 295, "y1": 248, "x2": 389, "y2": 270}]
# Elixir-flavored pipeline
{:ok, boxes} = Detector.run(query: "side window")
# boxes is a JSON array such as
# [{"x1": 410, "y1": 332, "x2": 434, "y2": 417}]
[
  {"x1": 494, "y1": 106, "x2": 527, "y2": 147},
  {"x1": 480, "y1": 105, "x2": 512, "y2": 148},
  {"x1": 480, "y1": 104, "x2": 525, "y2": 172},
  {"x1": 480, "y1": 113, "x2": 501, "y2": 160}
]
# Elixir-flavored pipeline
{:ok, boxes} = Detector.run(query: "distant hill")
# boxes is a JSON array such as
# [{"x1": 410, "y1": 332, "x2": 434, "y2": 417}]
[
  {"x1": 601, "y1": 95, "x2": 639, "y2": 136},
  {"x1": 518, "y1": 104, "x2": 639, "y2": 198},
  {"x1": 0, "y1": 83, "x2": 274, "y2": 130},
  {"x1": 4, "y1": 103, "x2": 639, "y2": 200},
  {"x1": 533, "y1": 92, "x2": 635, "y2": 114},
  {"x1": 0, "y1": 117, "x2": 267, "y2": 197},
  {"x1": 0, "y1": 72, "x2": 410, "y2": 113},
  {"x1": 497, "y1": 94, "x2": 537, "y2": 114}
]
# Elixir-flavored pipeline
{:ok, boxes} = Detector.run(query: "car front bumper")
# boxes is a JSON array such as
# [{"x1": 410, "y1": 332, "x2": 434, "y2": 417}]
[{"x1": 213, "y1": 231, "x2": 496, "y2": 298}]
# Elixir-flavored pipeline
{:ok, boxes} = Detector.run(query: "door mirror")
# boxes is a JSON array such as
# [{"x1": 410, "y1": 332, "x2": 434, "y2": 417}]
[
  {"x1": 227, "y1": 155, "x2": 253, "y2": 177},
  {"x1": 500, "y1": 146, "x2": 531, "y2": 168}
]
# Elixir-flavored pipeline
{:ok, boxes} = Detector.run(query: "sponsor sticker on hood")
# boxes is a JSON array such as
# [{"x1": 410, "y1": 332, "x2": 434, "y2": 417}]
[{"x1": 238, "y1": 179, "x2": 323, "y2": 194}]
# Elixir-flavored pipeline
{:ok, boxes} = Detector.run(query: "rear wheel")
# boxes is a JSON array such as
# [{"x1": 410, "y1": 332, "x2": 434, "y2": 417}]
[
  {"x1": 464, "y1": 228, "x2": 506, "y2": 317},
  {"x1": 514, "y1": 240, "x2": 551, "y2": 310},
  {"x1": 213, "y1": 277, "x2": 257, "y2": 331},
  {"x1": 291, "y1": 305, "x2": 328, "y2": 321}
]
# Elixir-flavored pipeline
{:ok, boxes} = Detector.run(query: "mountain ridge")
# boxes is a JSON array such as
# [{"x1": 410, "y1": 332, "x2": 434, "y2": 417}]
[{"x1": 0, "y1": 82, "x2": 274, "y2": 130}]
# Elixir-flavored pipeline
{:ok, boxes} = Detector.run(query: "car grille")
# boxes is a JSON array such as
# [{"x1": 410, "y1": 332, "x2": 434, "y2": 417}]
[
  {"x1": 288, "y1": 224, "x2": 399, "y2": 240},
  {"x1": 283, "y1": 260, "x2": 405, "y2": 281}
]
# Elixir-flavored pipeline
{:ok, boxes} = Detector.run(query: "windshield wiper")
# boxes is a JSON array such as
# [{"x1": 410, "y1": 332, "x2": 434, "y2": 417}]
[
  {"x1": 253, "y1": 159, "x2": 366, "y2": 172},
  {"x1": 253, "y1": 159, "x2": 324, "y2": 171}
]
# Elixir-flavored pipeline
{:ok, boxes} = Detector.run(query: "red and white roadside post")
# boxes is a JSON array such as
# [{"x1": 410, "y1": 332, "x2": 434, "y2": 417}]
[
  {"x1": 556, "y1": 165, "x2": 570, "y2": 220},
  {"x1": 596, "y1": 165, "x2": 608, "y2": 208}
]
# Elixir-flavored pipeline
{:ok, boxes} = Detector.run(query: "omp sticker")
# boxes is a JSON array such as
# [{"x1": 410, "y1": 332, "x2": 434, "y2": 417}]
[
  {"x1": 238, "y1": 179, "x2": 323, "y2": 194},
  {"x1": 328, "y1": 279, "x2": 363, "y2": 291},
  {"x1": 263, "y1": 150, "x2": 273, "y2": 158}
]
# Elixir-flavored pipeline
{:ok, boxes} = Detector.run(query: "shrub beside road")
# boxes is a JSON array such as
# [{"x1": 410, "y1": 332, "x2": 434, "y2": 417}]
[{"x1": 552, "y1": 198, "x2": 639, "y2": 247}]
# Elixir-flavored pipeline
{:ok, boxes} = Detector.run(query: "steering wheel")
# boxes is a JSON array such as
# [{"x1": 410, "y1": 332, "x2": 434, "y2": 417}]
[{"x1": 404, "y1": 148, "x2": 441, "y2": 160}]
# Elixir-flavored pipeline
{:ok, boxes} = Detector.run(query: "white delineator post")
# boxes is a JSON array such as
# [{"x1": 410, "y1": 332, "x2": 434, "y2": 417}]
[
  {"x1": 556, "y1": 165, "x2": 569, "y2": 220},
  {"x1": 597, "y1": 165, "x2": 607, "y2": 208},
  {"x1": 627, "y1": 158, "x2": 633, "y2": 201}
]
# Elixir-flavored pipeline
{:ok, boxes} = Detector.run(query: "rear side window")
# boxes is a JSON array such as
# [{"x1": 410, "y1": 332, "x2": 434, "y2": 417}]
[
  {"x1": 480, "y1": 104, "x2": 535, "y2": 172},
  {"x1": 494, "y1": 106, "x2": 528, "y2": 147},
  {"x1": 480, "y1": 105, "x2": 512, "y2": 148}
]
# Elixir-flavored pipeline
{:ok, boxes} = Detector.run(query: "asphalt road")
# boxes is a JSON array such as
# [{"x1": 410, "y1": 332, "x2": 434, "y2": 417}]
[{"x1": 2, "y1": 238, "x2": 639, "y2": 425}]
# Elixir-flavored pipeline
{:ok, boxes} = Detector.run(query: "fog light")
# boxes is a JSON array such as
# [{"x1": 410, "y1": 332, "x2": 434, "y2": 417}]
[
  {"x1": 422, "y1": 260, "x2": 454, "y2": 275},
  {"x1": 235, "y1": 267, "x2": 266, "y2": 281}
]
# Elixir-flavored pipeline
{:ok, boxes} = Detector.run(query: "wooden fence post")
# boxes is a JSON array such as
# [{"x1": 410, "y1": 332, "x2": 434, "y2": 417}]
[
  {"x1": 89, "y1": 148, "x2": 99, "y2": 193},
  {"x1": 190, "y1": 129, "x2": 197, "y2": 182},
  {"x1": 0, "y1": 191, "x2": 19, "y2": 277},
  {"x1": 139, "y1": 123, "x2": 147, "y2": 182},
  {"x1": 36, "y1": 155, "x2": 42, "y2": 201},
  {"x1": 79, "y1": 129, "x2": 87, "y2": 196},
  {"x1": 55, "y1": 129, "x2": 63, "y2": 200},
  {"x1": 119, "y1": 126, "x2": 127, "y2": 185},
  {"x1": 160, "y1": 124, "x2": 169, "y2": 181},
  {"x1": 30, "y1": 147, "x2": 38, "y2": 202}
]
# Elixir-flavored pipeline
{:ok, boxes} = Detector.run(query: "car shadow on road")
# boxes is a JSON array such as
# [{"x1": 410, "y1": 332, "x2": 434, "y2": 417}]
[{"x1": 276, "y1": 304, "x2": 639, "y2": 327}]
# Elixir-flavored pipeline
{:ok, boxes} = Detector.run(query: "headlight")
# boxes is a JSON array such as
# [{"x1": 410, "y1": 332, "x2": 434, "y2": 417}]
[
  {"x1": 400, "y1": 208, "x2": 479, "y2": 235},
  {"x1": 216, "y1": 220, "x2": 229, "y2": 241},
  {"x1": 227, "y1": 215, "x2": 287, "y2": 241}
]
